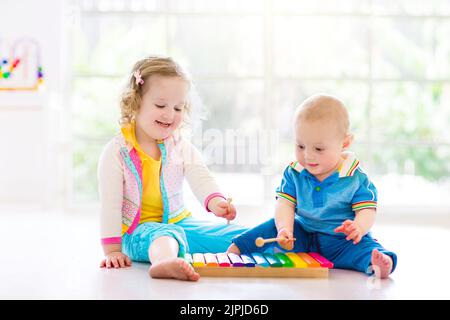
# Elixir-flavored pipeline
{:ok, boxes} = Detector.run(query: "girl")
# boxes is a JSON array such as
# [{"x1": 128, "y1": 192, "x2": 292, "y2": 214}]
[{"x1": 98, "y1": 56, "x2": 248, "y2": 281}]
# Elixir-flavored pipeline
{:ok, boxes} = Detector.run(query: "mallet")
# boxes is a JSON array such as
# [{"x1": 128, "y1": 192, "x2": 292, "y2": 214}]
[
  {"x1": 255, "y1": 236, "x2": 296, "y2": 247},
  {"x1": 226, "y1": 198, "x2": 232, "y2": 225}
]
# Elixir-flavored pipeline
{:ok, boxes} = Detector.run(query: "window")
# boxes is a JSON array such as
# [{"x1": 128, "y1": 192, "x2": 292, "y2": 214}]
[{"x1": 68, "y1": 0, "x2": 450, "y2": 213}]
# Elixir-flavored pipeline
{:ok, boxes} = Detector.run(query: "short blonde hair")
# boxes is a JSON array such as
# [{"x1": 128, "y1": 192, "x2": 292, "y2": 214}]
[
  {"x1": 119, "y1": 56, "x2": 192, "y2": 126},
  {"x1": 295, "y1": 93, "x2": 350, "y2": 137}
]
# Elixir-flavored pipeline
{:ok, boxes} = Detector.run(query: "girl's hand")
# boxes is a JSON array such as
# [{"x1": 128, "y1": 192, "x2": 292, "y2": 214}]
[
  {"x1": 334, "y1": 219, "x2": 363, "y2": 244},
  {"x1": 100, "y1": 251, "x2": 132, "y2": 269},
  {"x1": 277, "y1": 227, "x2": 295, "y2": 251},
  {"x1": 208, "y1": 197, "x2": 236, "y2": 223}
]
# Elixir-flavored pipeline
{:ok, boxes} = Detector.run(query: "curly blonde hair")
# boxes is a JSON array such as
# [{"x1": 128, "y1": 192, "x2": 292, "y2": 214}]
[{"x1": 119, "y1": 56, "x2": 192, "y2": 126}]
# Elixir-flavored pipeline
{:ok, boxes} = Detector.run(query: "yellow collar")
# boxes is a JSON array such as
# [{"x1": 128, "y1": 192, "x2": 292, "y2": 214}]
[
  {"x1": 121, "y1": 122, "x2": 138, "y2": 149},
  {"x1": 121, "y1": 122, "x2": 163, "y2": 162}
]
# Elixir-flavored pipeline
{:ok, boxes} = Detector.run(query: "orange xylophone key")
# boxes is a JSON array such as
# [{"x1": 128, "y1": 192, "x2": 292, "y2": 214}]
[
  {"x1": 204, "y1": 253, "x2": 219, "y2": 267},
  {"x1": 296, "y1": 252, "x2": 321, "y2": 267}
]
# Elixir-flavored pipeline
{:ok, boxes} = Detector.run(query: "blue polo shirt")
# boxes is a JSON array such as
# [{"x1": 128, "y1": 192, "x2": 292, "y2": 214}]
[{"x1": 275, "y1": 152, "x2": 377, "y2": 236}]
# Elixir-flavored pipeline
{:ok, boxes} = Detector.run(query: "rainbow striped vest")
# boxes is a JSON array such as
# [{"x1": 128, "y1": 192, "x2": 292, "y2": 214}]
[{"x1": 117, "y1": 134, "x2": 187, "y2": 236}]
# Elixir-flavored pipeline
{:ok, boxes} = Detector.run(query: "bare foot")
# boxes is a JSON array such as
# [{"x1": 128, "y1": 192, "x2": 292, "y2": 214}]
[
  {"x1": 370, "y1": 249, "x2": 393, "y2": 279},
  {"x1": 149, "y1": 258, "x2": 200, "y2": 281},
  {"x1": 226, "y1": 243, "x2": 241, "y2": 255}
]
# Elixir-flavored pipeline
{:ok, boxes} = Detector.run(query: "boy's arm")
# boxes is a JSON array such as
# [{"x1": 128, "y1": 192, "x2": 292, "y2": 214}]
[
  {"x1": 274, "y1": 165, "x2": 298, "y2": 249},
  {"x1": 335, "y1": 169, "x2": 378, "y2": 244},
  {"x1": 274, "y1": 197, "x2": 296, "y2": 250},
  {"x1": 335, "y1": 208, "x2": 376, "y2": 244},
  {"x1": 354, "y1": 208, "x2": 376, "y2": 235},
  {"x1": 275, "y1": 197, "x2": 296, "y2": 233}
]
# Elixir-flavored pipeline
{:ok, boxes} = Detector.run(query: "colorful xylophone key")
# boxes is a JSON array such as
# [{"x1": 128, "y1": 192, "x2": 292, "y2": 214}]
[
  {"x1": 227, "y1": 253, "x2": 245, "y2": 267},
  {"x1": 240, "y1": 254, "x2": 256, "y2": 267},
  {"x1": 275, "y1": 253, "x2": 294, "y2": 267},
  {"x1": 251, "y1": 253, "x2": 270, "y2": 268},
  {"x1": 187, "y1": 252, "x2": 332, "y2": 278},
  {"x1": 192, "y1": 253, "x2": 206, "y2": 267},
  {"x1": 296, "y1": 253, "x2": 321, "y2": 268},
  {"x1": 308, "y1": 252, "x2": 334, "y2": 268},
  {"x1": 216, "y1": 253, "x2": 231, "y2": 267},
  {"x1": 285, "y1": 252, "x2": 308, "y2": 268},
  {"x1": 204, "y1": 253, "x2": 219, "y2": 267},
  {"x1": 263, "y1": 253, "x2": 282, "y2": 267}
]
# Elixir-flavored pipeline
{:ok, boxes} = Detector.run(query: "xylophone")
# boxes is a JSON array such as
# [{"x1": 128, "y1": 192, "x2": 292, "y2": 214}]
[{"x1": 183, "y1": 252, "x2": 333, "y2": 278}]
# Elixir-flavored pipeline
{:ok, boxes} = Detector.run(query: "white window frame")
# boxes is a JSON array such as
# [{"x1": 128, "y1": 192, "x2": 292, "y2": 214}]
[{"x1": 66, "y1": 0, "x2": 450, "y2": 215}]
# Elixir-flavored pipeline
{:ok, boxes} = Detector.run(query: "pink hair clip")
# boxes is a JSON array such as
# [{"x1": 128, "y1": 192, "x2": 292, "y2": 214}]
[{"x1": 133, "y1": 70, "x2": 144, "y2": 86}]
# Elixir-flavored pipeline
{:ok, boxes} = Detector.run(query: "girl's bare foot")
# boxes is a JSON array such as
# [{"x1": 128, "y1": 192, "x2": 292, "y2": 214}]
[
  {"x1": 149, "y1": 258, "x2": 200, "y2": 281},
  {"x1": 370, "y1": 249, "x2": 393, "y2": 279}
]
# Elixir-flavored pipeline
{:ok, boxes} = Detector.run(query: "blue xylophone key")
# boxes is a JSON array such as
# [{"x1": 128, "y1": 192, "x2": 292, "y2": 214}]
[
  {"x1": 263, "y1": 253, "x2": 282, "y2": 267},
  {"x1": 251, "y1": 253, "x2": 270, "y2": 267},
  {"x1": 240, "y1": 254, "x2": 256, "y2": 267}
]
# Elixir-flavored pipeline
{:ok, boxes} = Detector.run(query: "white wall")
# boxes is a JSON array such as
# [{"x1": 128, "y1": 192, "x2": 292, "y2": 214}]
[{"x1": 0, "y1": 0, "x2": 66, "y2": 209}]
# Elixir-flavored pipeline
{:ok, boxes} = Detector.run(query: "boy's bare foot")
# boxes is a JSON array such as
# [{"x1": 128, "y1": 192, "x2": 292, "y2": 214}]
[
  {"x1": 370, "y1": 249, "x2": 393, "y2": 279},
  {"x1": 226, "y1": 243, "x2": 241, "y2": 255},
  {"x1": 149, "y1": 258, "x2": 200, "y2": 281}
]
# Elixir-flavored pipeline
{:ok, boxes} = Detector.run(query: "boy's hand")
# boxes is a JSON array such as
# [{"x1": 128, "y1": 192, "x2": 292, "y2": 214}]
[
  {"x1": 208, "y1": 197, "x2": 236, "y2": 223},
  {"x1": 334, "y1": 219, "x2": 363, "y2": 244},
  {"x1": 100, "y1": 251, "x2": 132, "y2": 269},
  {"x1": 277, "y1": 227, "x2": 295, "y2": 251}
]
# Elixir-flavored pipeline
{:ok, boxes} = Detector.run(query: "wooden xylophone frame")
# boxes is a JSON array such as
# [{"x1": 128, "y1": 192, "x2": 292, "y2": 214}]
[{"x1": 193, "y1": 266, "x2": 328, "y2": 278}]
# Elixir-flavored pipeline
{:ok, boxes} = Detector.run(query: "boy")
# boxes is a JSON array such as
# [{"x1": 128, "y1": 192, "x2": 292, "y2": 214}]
[{"x1": 227, "y1": 94, "x2": 396, "y2": 279}]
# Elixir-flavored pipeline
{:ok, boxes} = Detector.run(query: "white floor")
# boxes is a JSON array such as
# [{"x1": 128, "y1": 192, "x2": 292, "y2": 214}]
[{"x1": 1, "y1": 209, "x2": 450, "y2": 300}]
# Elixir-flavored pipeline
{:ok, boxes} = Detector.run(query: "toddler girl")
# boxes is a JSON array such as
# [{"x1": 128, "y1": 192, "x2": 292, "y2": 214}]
[{"x1": 98, "y1": 56, "x2": 248, "y2": 281}]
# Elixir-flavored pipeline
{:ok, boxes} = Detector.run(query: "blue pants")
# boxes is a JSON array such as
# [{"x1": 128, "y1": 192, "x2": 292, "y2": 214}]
[
  {"x1": 232, "y1": 218, "x2": 397, "y2": 275},
  {"x1": 122, "y1": 216, "x2": 248, "y2": 262}
]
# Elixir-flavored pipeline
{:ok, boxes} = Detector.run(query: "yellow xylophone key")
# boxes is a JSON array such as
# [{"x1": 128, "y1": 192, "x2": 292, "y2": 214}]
[
  {"x1": 285, "y1": 252, "x2": 308, "y2": 268},
  {"x1": 192, "y1": 253, "x2": 206, "y2": 267},
  {"x1": 297, "y1": 252, "x2": 321, "y2": 268}
]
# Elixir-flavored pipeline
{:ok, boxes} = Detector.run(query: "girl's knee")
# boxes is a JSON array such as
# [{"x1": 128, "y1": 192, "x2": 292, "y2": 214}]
[
  {"x1": 148, "y1": 234, "x2": 186, "y2": 262},
  {"x1": 151, "y1": 235, "x2": 179, "y2": 245}
]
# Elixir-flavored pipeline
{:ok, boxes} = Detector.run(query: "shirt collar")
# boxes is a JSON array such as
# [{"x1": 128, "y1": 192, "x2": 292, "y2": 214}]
[
  {"x1": 289, "y1": 151, "x2": 360, "y2": 179},
  {"x1": 121, "y1": 122, "x2": 139, "y2": 150},
  {"x1": 121, "y1": 121, "x2": 166, "y2": 150},
  {"x1": 337, "y1": 151, "x2": 360, "y2": 177}
]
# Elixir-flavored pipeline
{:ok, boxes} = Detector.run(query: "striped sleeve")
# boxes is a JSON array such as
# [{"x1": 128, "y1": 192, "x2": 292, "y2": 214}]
[
  {"x1": 351, "y1": 170, "x2": 377, "y2": 211},
  {"x1": 275, "y1": 166, "x2": 297, "y2": 205}
]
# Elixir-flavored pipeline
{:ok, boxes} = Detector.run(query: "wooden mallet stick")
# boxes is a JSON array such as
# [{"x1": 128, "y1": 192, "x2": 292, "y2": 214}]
[
  {"x1": 226, "y1": 198, "x2": 232, "y2": 225},
  {"x1": 255, "y1": 236, "x2": 296, "y2": 247}
]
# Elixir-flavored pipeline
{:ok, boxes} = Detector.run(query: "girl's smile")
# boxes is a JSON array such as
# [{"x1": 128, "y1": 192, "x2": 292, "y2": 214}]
[
  {"x1": 135, "y1": 75, "x2": 188, "y2": 141},
  {"x1": 155, "y1": 120, "x2": 172, "y2": 128}
]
